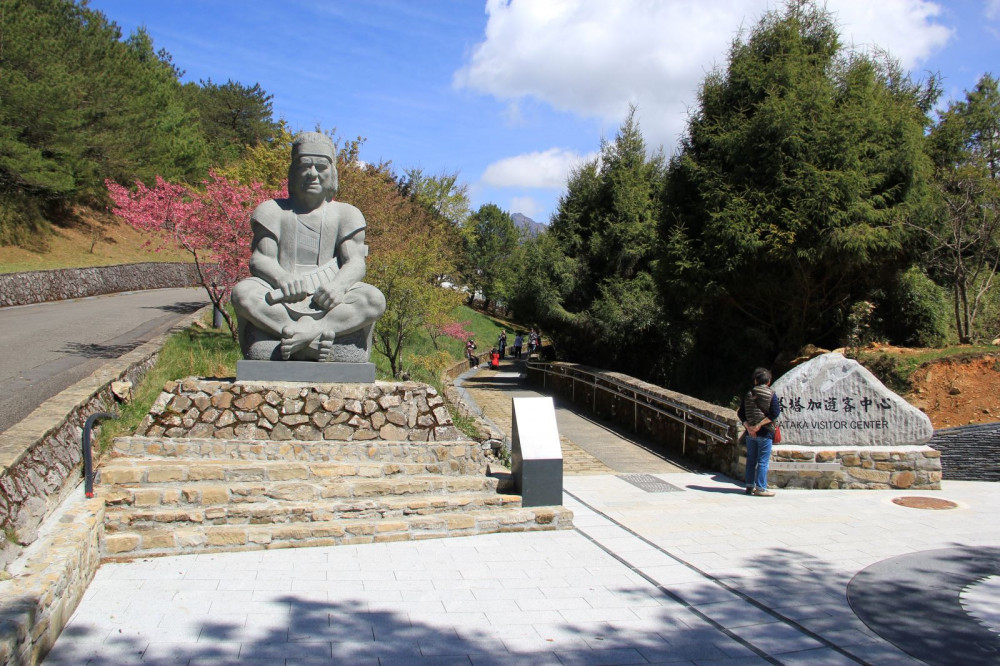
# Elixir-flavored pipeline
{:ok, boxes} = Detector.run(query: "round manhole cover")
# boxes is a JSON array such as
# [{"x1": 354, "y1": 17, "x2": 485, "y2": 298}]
[{"x1": 892, "y1": 496, "x2": 958, "y2": 510}]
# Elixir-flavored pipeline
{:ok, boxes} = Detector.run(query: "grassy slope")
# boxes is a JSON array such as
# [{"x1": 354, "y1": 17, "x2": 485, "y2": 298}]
[{"x1": 0, "y1": 212, "x2": 191, "y2": 273}]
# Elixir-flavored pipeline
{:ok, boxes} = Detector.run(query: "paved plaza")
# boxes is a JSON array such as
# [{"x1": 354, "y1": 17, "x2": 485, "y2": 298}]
[{"x1": 44, "y1": 363, "x2": 1000, "y2": 665}]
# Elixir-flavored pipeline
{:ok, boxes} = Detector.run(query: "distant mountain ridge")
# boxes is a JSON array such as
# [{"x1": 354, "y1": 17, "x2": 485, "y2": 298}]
[{"x1": 512, "y1": 212, "x2": 545, "y2": 237}]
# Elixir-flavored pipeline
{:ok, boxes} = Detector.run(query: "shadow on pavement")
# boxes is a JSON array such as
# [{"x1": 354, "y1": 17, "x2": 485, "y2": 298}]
[
  {"x1": 60, "y1": 341, "x2": 145, "y2": 359},
  {"x1": 48, "y1": 587, "x2": 738, "y2": 664},
  {"x1": 144, "y1": 301, "x2": 206, "y2": 315},
  {"x1": 848, "y1": 545, "x2": 1000, "y2": 665}
]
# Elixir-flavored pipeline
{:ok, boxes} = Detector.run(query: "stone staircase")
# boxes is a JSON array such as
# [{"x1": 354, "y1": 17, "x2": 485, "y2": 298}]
[{"x1": 95, "y1": 379, "x2": 571, "y2": 559}]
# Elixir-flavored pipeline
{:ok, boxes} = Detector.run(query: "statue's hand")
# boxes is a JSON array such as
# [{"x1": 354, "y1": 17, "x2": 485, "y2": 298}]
[
  {"x1": 276, "y1": 277, "x2": 312, "y2": 303},
  {"x1": 313, "y1": 283, "x2": 347, "y2": 310}
]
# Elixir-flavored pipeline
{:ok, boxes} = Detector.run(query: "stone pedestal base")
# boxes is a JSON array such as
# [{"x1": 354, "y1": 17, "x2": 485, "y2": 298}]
[
  {"x1": 237, "y1": 360, "x2": 375, "y2": 383},
  {"x1": 739, "y1": 444, "x2": 942, "y2": 490}
]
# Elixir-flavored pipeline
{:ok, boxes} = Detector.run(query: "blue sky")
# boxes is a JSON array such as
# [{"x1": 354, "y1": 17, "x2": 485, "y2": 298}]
[{"x1": 88, "y1": 0, "x2": 1000, "y2": 225}]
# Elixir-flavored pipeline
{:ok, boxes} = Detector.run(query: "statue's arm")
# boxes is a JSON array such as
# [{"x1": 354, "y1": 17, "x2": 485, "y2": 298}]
[
  {"x1": 312, "y1": 205, "x2": 368, "y2": 310},
  {"x1": 248, "y1": 210, "x2": 312, "y2": 303},
  {"x1": 248, "y1": 233, "x2": 284, "y2": 286},
  {"x1": 312, "y1": 231, "x2": 367, "y2": 310}
]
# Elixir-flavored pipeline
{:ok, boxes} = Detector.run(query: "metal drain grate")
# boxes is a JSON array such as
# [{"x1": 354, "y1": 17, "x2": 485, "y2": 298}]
[{"x1": 617, "y1": 473, "x2": 684, "y2": 493}]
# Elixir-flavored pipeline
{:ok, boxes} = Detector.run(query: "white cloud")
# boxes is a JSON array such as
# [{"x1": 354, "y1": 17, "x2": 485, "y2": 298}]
[
  {"x1": 509, "y1": 196, "x2": 543, "y2": 219},
  {"x1": 480, "y1": 148, "x2": 597, "y2": 188},
  {"x1": 986, "y1": 0, "x2": 1000, "y2": 20},
  {"x1": 829, "y1": 1, "x2": 952, "y2": 70},
  {"x1": 455, "y1": 0, "x2": 953, "y2": 151}
]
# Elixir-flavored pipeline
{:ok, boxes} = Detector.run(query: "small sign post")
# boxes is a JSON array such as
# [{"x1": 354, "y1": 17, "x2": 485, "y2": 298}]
[{"x1": 511, "y1": 397, "x2": 563, "y2": 507}]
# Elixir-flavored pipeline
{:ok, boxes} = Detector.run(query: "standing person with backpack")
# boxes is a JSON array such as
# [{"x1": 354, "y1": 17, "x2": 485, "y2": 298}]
[{"x1": 737, "y1": 367, "x2": 781, "y2": 497}]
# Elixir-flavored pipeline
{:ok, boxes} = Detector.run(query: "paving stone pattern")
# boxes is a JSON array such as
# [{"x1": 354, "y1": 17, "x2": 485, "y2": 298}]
[{"x1": 37, "y1": 356, "x2": 1000, "y2": 665}]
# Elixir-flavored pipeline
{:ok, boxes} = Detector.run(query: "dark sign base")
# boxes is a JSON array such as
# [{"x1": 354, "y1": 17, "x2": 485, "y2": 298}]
[{"x1": 236, "y1": 360, "x2": 376, "y2": 384}]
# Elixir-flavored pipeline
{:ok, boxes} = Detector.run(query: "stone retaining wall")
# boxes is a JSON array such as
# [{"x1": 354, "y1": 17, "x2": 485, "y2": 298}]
[
  {"x1": 0, "y1": 307, "x2": 208, "y2": 568},
  {"x1": 137, "y1": 379, "x2": 464, "y2": 443},
  {"x1": 930, "y1": 423, "x2": 1000, "y2": 481},
  {"x1": 0, "y1": 262, "x2": 201, "y2": 307},
  {"x1": 0, "y1": 495, "x2": 105, "y2": 665},
  {"x1": 527, "y1": 361, "x2": 941, "y2": 490}
]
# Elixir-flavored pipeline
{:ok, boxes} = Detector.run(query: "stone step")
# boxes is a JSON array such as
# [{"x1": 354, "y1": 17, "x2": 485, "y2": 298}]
[
  {"x1": 103, "y1": 472, "x2": 503, "y2": 506},
  {"x1": 97, "y1": 458, "x2": 485, "y2": 486},
  {"x1": 101, "y1": 473, "x2": 498, "y2": 505},
  {"x1": 103, "y1": 491, "x2": 523, "y2": 530},
  {"x1": 111, "y1": 436, "x2": 486, "y2": 469},
  {"x1": 101, "y1": 505, "x2": 575, "y2": 560}
]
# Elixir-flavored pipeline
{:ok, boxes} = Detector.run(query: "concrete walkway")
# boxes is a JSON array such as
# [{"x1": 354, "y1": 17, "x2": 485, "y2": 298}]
[{"x1": 44, "y1": 364, "x2": 1000, "y2": 665}]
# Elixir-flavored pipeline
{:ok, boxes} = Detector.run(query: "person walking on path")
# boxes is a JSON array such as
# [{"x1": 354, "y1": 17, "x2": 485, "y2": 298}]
[
  {"x1": 512, "y1": 332, "x2": 524, "y2": 359},
  {"x1": 466, "y1": 338, "x2": 478, "y2": 368},
  {"x1": 497, "y1": 330, "x2": 507, "y2": 359},
  {"x1": 737, "y1": 367, "x2": 781, "y2": 496}
]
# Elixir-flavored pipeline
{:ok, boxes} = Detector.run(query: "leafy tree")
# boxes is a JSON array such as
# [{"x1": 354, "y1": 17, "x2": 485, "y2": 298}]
[
  {"x1": 917, "y1": 74, "x2": 1000, "y2": 342},
  {"x1": 660, "y1": 1, "x2": 935, "y2": 385},
  {"x1": 336, "y1": 150, "x2": 461, "y2": 377},
  {"x1": 218, "y1": 120, "x2": 295, "y2": 189},
  {"x1": 462, "y1": 203, "x2": 519, "y2": 311},
  {"x1": 107, "y1": 174, "x2": 285, "y2": 339},
  {"x1": 398, "y1": 168, "x2": 470, "y2": 227}
]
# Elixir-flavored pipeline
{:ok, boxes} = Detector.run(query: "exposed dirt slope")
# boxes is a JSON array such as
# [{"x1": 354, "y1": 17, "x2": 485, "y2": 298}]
[
  {"x1": 0, "y1": 209, "x2": 190, "y2": 273},
  {"x1": 907, "y1": 354, "x2": 1000, "y2": 429}
]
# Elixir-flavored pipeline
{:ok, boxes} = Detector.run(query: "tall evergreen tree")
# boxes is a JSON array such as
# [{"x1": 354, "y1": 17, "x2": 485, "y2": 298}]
[
  {"x1": 0, "y1": 0, "x2": 208, "y2": 243},
  {"x1": 182, "y1": 78, "x2": 278, "y2": 165},
  {"x1": 660, "y1": 1, "x2": 934, "y2": 390},
  {"x1": 514, "y1": 108, "x2": 668, "y2": 377}
]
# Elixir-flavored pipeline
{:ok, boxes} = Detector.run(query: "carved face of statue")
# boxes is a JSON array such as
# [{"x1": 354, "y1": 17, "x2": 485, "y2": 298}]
[{"x1": 289, "y1": 155, "x2": 335, "y2": 204}]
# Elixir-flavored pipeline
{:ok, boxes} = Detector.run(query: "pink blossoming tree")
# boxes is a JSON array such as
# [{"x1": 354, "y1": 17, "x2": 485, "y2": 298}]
[{"x1": 106, "y1": 173, "x2": 285, "y2": 340}]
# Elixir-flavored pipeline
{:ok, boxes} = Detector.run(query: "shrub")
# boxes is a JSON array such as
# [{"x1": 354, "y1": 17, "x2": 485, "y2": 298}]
[{"x1": 879, "y1": 266, "x2": 950, "y2": 347}]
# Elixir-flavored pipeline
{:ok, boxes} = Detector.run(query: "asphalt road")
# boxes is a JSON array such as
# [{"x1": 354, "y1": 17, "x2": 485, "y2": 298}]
[{"x1": 0, "y1": 287, "x2": 209, "y2": 434}]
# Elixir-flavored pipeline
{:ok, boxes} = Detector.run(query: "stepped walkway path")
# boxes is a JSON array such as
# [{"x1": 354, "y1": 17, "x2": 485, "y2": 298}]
[{"x1": 44, "y1": 360, "x2": 1000, "y2": 665}]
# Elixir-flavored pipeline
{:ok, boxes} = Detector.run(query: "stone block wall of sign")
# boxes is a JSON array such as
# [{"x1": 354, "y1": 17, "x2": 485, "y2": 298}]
[
  {"x1": 136, "y1": 379, "x2": 464, "y2": 443},
  {"x1": 736, "y1": 445, "x2": 943, "y2": 490},
  {"x1": 0, "y1": 262, "x2": 202, "y2": 307}
]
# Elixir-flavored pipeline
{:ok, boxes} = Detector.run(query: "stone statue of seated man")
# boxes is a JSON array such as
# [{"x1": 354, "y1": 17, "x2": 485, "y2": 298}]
[{"x1": 232, "y1": 132, "x2": 386, "y2": 363}]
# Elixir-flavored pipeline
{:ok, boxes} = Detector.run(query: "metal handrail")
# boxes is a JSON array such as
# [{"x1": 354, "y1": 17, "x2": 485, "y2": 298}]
[
  {"x1": 525, "y1": 360, "x2": 735, "y2": 447},
  {"x1": 83, "y1": 412, "x2": 116, "y2": 498}
]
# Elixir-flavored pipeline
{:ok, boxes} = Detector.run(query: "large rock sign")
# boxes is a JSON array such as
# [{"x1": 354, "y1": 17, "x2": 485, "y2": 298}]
[{"x1": 771, "y1": 353, "x2": 933, "y2": 446}]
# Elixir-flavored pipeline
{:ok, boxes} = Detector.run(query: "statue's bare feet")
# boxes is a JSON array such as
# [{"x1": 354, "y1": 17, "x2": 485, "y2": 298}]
[
  {"x1": 280, "y1": 321, "x2": 319, "y2": 360},
  {"x1": 317, "y1": 332, "x2": 337, "y2": 362}
]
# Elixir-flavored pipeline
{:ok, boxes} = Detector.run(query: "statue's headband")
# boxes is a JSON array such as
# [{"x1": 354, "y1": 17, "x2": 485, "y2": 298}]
[{"x1": 291, "y1": 133, "x2": 335, "y2": 162}]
